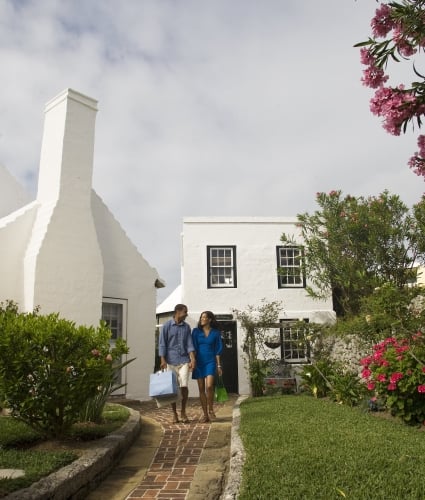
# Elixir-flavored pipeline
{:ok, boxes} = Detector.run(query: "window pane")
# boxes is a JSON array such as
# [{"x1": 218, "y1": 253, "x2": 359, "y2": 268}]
[
  {"x1": 281, "y1": 321, "x2": 310, "y2": 362},
  {"x1": 208, "y1": 246, "x2": 236, "y2": 288},
  {"x1": 277, "y1": 246, "x2": 304, "y2": 288},
  {"x1": 101, "y1": 302, "x2": 123, "y2": 340}
]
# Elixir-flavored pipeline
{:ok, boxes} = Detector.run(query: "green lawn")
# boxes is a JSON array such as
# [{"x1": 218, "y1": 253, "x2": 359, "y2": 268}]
[
  {"x1": 239, "y1": 394, "x2": 425, "y2": 500},
  {"x1": 0, "y1": 404, "x2": 129, "y2": 497}
]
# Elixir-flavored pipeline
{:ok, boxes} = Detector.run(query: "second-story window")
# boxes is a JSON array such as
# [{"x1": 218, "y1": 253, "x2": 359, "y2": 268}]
[
  {"x1": 276, "y1": 245, "x2": 305, "y2": 288},
  {"x1": 207, "y1": 246, "x2": 237, "y2": 288}
]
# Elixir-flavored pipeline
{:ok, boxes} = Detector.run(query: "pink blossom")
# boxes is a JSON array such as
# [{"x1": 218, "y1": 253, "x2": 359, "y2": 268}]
[
  {"x1": 367, "y1": 381, "x2": 376, "y2": 391},
  {"x1": 408, "y1": 154, "x2": 425, "y2": 178},
  {"x1": 387, "y1": 383, "x2": 397, "y2": 391},
  {"x1": 393, "y1": 26, "x2": 417, "y2": 57},
  {"x1": 360, "y1": 356, "x2": 372, "y2": 366},
  {"x1": 370, "y1": 85, "x2": 418, "y2": 136},
  {"x1": 361, "y1": 65, "x2": 389, "y2": 89},
  {"x1": 371, "y1": 4, "x2": 395, "y2": 38},
  {"x1": 376, "y1": 374, "x2": 386, "y2": 382},
  {"x1": 361, "y1": 368, "x2": 372, "y2": 379},
  {"x1": 418, "y1": 385, "x2": 425, "y2": 393},
  {"x1": 360, "y1": 47, "x2": 375, "y2": 66},
  {"x1": 422, "y1": 366, "x2": 425, "y2": 374},
  {"x1": 390, "y1": 372, "x2": 404, "y2": 383}
]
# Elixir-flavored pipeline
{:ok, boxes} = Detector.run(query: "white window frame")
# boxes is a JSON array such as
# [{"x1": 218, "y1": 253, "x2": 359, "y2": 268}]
[
  {"x1": 102, "y1": 297, "x2": 127, "y2": 390},
  {"x1": 277, "y1": 246, "x2": 305, "y2": 288},
  {"x1": 207, "y1": 246, "x2": 237, "y2": 288},
  {"x1": 280, "y1": 319, "x2": 310, "y2": 363}
]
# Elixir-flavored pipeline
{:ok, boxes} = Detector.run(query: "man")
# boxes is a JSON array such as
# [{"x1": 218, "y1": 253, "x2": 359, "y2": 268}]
[{"x1": 159, "y1": 304, "x2": 196, "y2": 423}]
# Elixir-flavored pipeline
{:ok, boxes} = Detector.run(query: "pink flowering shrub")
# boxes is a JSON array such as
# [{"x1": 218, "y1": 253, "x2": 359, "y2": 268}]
[
  {"x1": 360, "y1": 332, "x2": 425, "y2": 425},
  {"x1": 356, "y1": 2, "x2": 425, "y2": 178}
]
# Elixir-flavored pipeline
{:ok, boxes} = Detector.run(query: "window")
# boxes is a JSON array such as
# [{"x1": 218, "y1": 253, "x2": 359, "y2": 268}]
[
  {"x1": 102, "y1": 300, "x2": 125, "y2": 340},
  {"x1": 280, "y1": 319, "x2": 310, "y2": 363},
  {"x1": 276, "y1": 246, "x2": 305, "y2": 288},
  {"x1": 102, "y1": 298, "x2": 127, "y2": 389},
  {"x1": 207, "y1": 246, "x2": 237, "y2": 288}
]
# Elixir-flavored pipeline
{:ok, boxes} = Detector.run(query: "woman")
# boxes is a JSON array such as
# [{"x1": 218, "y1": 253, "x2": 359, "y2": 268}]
[{"x1": 192, "y1": 311, "x2": 224, "y2": 423}]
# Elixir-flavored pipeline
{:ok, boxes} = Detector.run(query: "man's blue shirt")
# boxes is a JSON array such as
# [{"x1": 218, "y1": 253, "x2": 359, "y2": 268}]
[{"x1": 159, "y1": 318, "x2": 194, "y2": 365}]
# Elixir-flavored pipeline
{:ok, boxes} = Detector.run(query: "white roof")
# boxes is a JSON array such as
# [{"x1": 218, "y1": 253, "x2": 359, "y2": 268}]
[{"x1": 156, "y1": 284, "x2": 182, "y2": 314}]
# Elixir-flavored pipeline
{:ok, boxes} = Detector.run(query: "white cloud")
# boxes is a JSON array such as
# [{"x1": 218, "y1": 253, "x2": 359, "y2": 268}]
[{"x1": 0, "y1": 0, "x2": 423, "y2": 302}]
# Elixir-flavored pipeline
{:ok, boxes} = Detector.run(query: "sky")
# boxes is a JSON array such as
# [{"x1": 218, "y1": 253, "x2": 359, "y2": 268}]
[{"x1": 1, "y1": 0, "x2": 424, "y2": 303}]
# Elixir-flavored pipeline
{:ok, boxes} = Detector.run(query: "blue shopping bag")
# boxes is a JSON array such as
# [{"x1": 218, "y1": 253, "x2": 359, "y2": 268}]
[{"x1": 149, "y1": 370, "x2": 179, "y2": 398}]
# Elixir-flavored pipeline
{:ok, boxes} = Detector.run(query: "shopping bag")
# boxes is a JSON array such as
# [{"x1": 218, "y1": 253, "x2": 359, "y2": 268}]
[
  {"x1": 155, "y1": 393, "x2": 179, "y2": 408},
  {"x1": 215, "y1": 375, "x2": 228, "y2": 402},
  {"x1": 149, "y1": 370, "x2": 178, "y2": 397}
]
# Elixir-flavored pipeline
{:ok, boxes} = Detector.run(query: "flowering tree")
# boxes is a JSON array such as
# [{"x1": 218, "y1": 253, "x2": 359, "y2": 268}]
[
  {"x1": 282, "y1": 190, "x2": 425, "y2": 317},
  {"x1": 356, "y1": 1, "x2": 425, "y2": 177},
  {"x1": 360, "y1": 333, "x2": 425, "y2": 425}
]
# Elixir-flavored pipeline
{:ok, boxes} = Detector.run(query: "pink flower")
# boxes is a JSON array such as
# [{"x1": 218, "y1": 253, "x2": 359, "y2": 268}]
[
  {"x1": 387, "y1": 383, "x2": 397, "y2": 391},
  {"x1": 376, "y1": 374, "x2": 386, "y2": 382},
  {"x1": 390, "y1": 372, "x2": 404, "y2": 384},
  {"x1": 91, "y1": 349, "x2": 100, "y2": 357},
  {"x1": 361, "y1": 65, "x2": 389, "y2": 89},
  {"x1": 367, "y1": 382, "x2": 376, "y2": 391},
  {"x1": 360, "y1": 47, "x2": 375, "y2": 66},
  {"x1": 361, "y1": 368, "x2": 372, "y2": 379},
  {"x1": 393, "y1": 26, "x2": 417, "y2": 57},
  {"x1": 418, "y1": 385, "x2": 425, "y2": 393},
  {"x1": 371, "y1": 4, "x2": 395, "y2": 38},
  {"x1": 360, "y1": 356, "x2": 372, "y2": 366}
]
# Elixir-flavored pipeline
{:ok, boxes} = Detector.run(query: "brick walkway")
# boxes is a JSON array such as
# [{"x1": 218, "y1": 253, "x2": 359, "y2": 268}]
[{"x1": 125, "y1": 399, "x2": 225, "y2": 500}]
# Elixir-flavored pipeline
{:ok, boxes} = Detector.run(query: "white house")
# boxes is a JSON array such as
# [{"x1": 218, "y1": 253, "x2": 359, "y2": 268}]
[
  {"x1": 157, "y1": 217, "x2": 336, "y2": 395},
  {"x1": 0, "y1": 88, "x2": 164, "y2": 400}
]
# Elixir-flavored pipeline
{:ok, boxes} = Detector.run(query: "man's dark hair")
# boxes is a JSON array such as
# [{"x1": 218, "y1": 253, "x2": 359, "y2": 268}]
[{"x1": 174, "y1": 304, "x2": 188, "y2": 313}]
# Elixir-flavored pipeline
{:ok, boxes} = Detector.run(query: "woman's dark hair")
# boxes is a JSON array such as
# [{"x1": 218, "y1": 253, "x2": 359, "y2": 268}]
[{"x1": 198, "y1": 310, "x2": 220, "y2": 330}]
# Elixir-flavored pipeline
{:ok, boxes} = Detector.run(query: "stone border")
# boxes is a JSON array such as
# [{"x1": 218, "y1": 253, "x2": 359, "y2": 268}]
[
  {"x1": 6, "y1": 407, "x2": 141, "y2": 500},
  {"x1": 220, "y1": 395, "x2": 248, "y2": 500}
]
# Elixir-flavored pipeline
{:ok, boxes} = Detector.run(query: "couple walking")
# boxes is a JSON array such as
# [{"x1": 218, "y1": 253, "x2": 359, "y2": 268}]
[{"x1": 159, "y1": 304, "x2": 223, "y2": 423}]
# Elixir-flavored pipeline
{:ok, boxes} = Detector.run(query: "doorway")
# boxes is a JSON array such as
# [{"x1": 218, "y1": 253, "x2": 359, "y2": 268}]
[{"x1": 218, "y1": 320, "x2": 238, "y2": 394}]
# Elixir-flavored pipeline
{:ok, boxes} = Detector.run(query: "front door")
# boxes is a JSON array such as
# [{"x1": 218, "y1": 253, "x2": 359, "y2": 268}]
[{"x1": 218, "y1": 321, "x2": 238, "y2": 393}]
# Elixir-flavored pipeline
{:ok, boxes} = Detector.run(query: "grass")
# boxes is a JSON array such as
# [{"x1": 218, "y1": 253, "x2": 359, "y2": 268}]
[
  {"x1": 239, "y1": 394, "x2": 425, "y2": 500},
  {"x1": 0, "y1": 403, "x2": 130, "y2": 497}
]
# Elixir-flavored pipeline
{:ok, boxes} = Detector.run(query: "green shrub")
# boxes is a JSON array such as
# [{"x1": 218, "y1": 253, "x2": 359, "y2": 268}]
[
  {"x1": 328, "y1": 363, "x2": 367, "y2": 406},
  {"x1": 0, "y1": 301, "x2": 129, "y2": 438},
  {"x1": 300, "y1": 360, "x2": 333, "y2": 398}
]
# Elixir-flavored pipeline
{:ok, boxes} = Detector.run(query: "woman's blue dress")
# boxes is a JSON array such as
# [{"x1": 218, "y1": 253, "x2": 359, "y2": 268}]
[{"x1": 191, "y1": 328, "x2": 223, "y2": 379}]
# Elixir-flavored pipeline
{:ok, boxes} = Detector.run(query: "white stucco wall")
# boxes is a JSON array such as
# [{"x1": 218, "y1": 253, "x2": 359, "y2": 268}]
[
  {"x1": 92, "y1": 193, "x2": 160, "y2": 400},
  {"x1": 181, "y1": 217, "x2": 335, "y2": 395},
  {"x1": 0, "y1": 203, "x2": 38, "y2": 304}
]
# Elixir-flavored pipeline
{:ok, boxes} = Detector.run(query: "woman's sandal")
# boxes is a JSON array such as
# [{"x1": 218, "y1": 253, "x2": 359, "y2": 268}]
[
  {"x1": 209, "y1": 410, "x2": 216, "y2": 418},
  {"x1": 200, "y1": 415, "x2": 210, "y2": 423},
  {"x1": 180, "y1": 414, "x2": 190, "y2": 424}
]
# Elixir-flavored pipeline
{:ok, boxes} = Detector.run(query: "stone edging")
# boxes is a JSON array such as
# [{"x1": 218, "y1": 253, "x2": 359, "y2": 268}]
[
  {"x1": 6, "y1": 407, "x2": 141, "y2": 500},
  {"x1": 220, "y1": 395, "x2": 248, "y2": 500}
]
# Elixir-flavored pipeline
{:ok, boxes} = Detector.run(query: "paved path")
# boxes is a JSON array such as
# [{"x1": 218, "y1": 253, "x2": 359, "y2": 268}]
[{"x1": 87, "y1": 396, "x2": 236, "y2": 500}]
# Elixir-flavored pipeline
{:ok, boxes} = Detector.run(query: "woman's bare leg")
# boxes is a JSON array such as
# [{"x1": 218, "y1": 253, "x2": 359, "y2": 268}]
[
  {"x1": 206, "y1": 375, "x2": 216, "y2": 417},
  {"x1": 197, "y1": 378, "x2": 209, "y2": 422}
]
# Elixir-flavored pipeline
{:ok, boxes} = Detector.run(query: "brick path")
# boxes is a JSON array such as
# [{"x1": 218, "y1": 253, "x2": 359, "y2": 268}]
[{"x1": 125, "y1": 399, "x2": 225, "y2": 500}]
